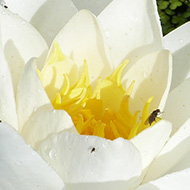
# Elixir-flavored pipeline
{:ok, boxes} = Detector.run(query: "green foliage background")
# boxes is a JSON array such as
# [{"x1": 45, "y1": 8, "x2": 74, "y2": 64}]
[{"x1": 157, "y1": 0, "x2": 190, "y2": 35}]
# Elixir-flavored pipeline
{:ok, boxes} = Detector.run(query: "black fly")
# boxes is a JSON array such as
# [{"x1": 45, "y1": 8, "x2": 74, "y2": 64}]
[{"x1": 144, "y1": 109, "x2": 161, "y2": 126}]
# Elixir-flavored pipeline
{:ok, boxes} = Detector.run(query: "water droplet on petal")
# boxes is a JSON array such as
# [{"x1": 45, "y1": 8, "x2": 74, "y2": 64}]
[
  {"x1": 37, "y1": 89, "x2": 42, "y2": 93},
  {"x1": 49, "y1": 149, "x2": 57, "y2": 160},
  {"x1": 142, "y1": 151, "x2": 147, "y2": 156},
  {"x1": 16, "y1": 161, "x2": 22, "y2": 165},
  {"x1": 105, "y1": 30, "x2": 111, "y2": 38},
  {"x1": 143, "y1": 72, "x2": 148, "y2": 79}
]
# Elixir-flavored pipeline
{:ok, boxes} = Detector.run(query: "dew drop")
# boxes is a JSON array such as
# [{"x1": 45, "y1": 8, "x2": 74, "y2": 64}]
[
  {"x1": 49, "y1": 149, "x2": 57, "y2": 160},
  {"x1": 16, "y1": 161, "x2": 22, "y2": 165},
  {"x1": 142, "y1": 151, "x2": 147, "y2": 156},
  {"x1": 179, "y1": 39, "x2": 183, "y2": 43},
  {"x1": 37, "y1": 89, "x2": 42, "y2": 93},
  {"x1": 105, "y1": 30, "x2": 111, "y2": 38},
  {"x1": 142, "y1": 72, "x2": 148, "y2": 78}
]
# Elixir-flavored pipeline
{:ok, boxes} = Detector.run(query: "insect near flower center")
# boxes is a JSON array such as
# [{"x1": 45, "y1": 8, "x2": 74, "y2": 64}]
[{"x1": 39, "y1": 42, "x2": 161, "y2": 140}]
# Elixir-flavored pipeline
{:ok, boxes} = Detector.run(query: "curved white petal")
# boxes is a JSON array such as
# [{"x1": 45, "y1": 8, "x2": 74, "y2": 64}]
[
  {"x1": 0, "y1": 6, "x2": 48, "y2": 93},
  {"x1": 53, "y1": 10, "x2": 112, "y2": 83},
  {"x1": 163, "y1": 78, "x2": 190, "y2": 135},
  {"x1": 72, "y1": 0, "x2": 113, "y2": 15},
  {"x1": 63, "y1": 181, "x2": 137, "y2": 190},
  {"x1": 123, "y1": 50, "x2": 172, "y2": 114},
  {"x1": 22, "y1": 109, "x2": 78, "y2": 149},
  {"x1": 4, "y1": 0, "x2": 78, "y2": 46},
  {"x1": 131, "y1": 120, "x2": 172, "y2": 175},
  {"x1": 164, "y1": 22, "x2": 190, "y2": 90},
  {"x1": 143, "y1": 118, "x2": 190, "y2": 183},
  {"x1": 0, "y1": 122, "x2": 64, "y2": 190},
  {"x1": 16, "y1": 58, "x2": 52, "y2": 132},
  {"x1": 0, "y1": 47, "x2": 18, "y2": 130},
  {"x1": 169, "y1": 151, "x2": 190, "y2": 175},
  {"x1": 98, "y1": 0, "x2": 163, "y2": 67},
  {"x1": 38, "y1": 133, "x2": 142, "y2": 185},
  {"x1": 137, "y1": 168, "x2": 190, "y2": 190}
]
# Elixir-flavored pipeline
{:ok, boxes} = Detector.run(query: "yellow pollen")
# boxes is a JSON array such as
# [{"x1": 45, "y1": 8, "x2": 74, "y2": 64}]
[{"x1": 39, "y1": 42, "x2": 161, "y2": 140}]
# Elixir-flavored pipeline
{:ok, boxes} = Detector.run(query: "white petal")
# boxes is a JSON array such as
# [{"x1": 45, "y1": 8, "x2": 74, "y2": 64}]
[
  {"x1": 72, "y1": 0, "x2": 113, "y2": 15},
  {"x1": 4, "y1": 0, "x2": 78, "y2": 46},
  {"x1": 164, "y1": 22, "x2": 190, "y2": 90},
  {"x1": 143, "y1": 118, "x2": 190, "y2": 183},
  {"x1": 38, "y1": 133, "x2": 142, "y2": 185},
  {"x1": 53, "y1": 10, "x2": 112, "y2": 83},
  {"x1": 0, "y1": 122, "x2": 64, "y2": 190},
  {"x1": 131, "y1": 120, "x2": 172, "y2": 173},
  {"x1": 98, "y1": 0, "x2": 163, "y2": 67},
  {"x1": 169, "y1": 151, "x2": 190, "y2": 175},
  {"x1": 163, "y1": 78, "x2": 190, "y2": 135},
  {"x1": 0, "y1": 6, "x2": 48, "y2": 93},
  {"x1": 0, "y1": 48, "x2": 18, "y2": 130},
  {"x1": 16, "y1": 58, "x2": 52, "y2": 131},
  {"x1": 22, "y1": 109, "x2": 78, "y2": 149},
  {"x1": 64, "y1": 181, "x2": 137, "y2": 190},
  {"x1": 123, "y1": 50, "x2": 172, "y2": 114},
  {"x1": 137, "y1": 168, "x2": 190, "y2": 190}
]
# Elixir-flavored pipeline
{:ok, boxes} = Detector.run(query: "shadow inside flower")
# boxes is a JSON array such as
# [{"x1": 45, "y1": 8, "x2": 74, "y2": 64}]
[
  {"x1": 170, "y1": 44, "x2": 190, "y2": 91},
  {"x1": 4, "y1": 40, "x2": 25, "y2": 94}
]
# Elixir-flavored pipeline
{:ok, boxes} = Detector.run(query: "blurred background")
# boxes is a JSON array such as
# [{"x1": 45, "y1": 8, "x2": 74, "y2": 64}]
[{"x1": 157, "y1": 0, "x2": 190, "y2": 35}]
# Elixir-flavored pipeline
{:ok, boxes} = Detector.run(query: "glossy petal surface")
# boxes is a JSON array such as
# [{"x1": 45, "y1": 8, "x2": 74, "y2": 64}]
[
  {"x1": 4, "y1": 0, "x2": 78, "y2": 46},
  {"x1": 131, "y1": 120, "x2": 172, "y2": 173},
  {"x1": 38, "y1": 133, "x2": 142, "y2": 185},
  {"x1": 0, "y1": 47, "x2": 18, "y2": 130},
  {"x1": 0, "y1": 122, "x2": 64, "y2": 190},
  {"x1": 53, "y1": 10, "x2": 112, "y2": 83},
  {"x1": 137, "y1": 169, "x2": 190, "y2": 190},
  {"x1": 22, "y1": 109, "x2": 78, "y2": 149},
  {"x1": 144, "y1": 118, "x2": 190, "y2": 182},
  {"x1": 163, "y1": 78, "x2": 190, "y2": 135},
  {"x1": 123, "y1": 50, "x2": 172, "y2": 114},
  {"x1": 164, "y1": 22, "x2": 190, "y2": 90},
  {"x1": 98, "y1": 0, "x2": 163, "y2": 67},
  {"x1": 16, "y1": 58, "x2": 52, "y2": 131},
  {"x1": 0, "y1": 6, "x2": 48, "y2": 92},
  {"x1": 72, "y1": 0, "x2": 113, "y2": 15}
]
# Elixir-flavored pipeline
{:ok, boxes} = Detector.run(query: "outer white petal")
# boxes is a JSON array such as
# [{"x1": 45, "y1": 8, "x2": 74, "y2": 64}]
[
  {"x1": 22, "y1": 109, "x2": 78, "y2": 149},
  {"x1": 143, "y1": 118, "x2": 190, "y2": 183},
  {"x1": 0, "y1": 6, "x2": 48, "y2": 92},
  {"x1": 123, "y1": 50, "x2": 172, "y2": 114},
  {"x1": 169, "y1": 150, "x2": 190, "y2": 175},
  {"x1": 163, "y1": 78, "x2": 190, "y2": 135},
  {"x1": 131, "y1": 120, "x2": 172, "y2": 177},
  {"x1": 0, "y1": 122, "x2": 64, "y2": 190},
  {"x1": 164, "y1": 22, "x2": 190, "y2": 91},
  {"x1": 72, "y1": 0, "x2": 113, "y2": 15},
  {"x1": 137, "y1": 168, "x2": 190, "y2": 190},
  {"x1": 3, "y1": 0, "x2": 78, "y2": 46},
  {"x1": 38, "y1": 133, "x2": 142, "y2": 187},
  {"x1": 16, "y1": 58, "x2": 52, "y2": 132},
  {"x1": 98, "y1": 0, "x2": 163, "y2": 67},
  {"x1": 0, "y1": 45, "x2": 18, "y2": 130},
  {"x1": 53, "y1": 10, "x2": 112, "y2": 83},
  {"x1": 63, "y1": 181, "x2": 137, "y2": 190}
]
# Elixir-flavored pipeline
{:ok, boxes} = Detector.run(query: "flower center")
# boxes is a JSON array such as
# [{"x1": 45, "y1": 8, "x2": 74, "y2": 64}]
[{"x1": 40, "y1": 42, "x2": 160, "y2": 140}]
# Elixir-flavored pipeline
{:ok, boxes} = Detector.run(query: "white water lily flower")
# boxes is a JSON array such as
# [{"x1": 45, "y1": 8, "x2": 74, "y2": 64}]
[{"x1": 1, "y1": 0, "x2": 190, "y2": 189}]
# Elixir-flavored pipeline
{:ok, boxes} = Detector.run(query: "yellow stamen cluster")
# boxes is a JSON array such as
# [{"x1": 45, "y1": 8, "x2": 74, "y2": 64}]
[{"x1": 40, "y1": 42, "x2": 160, "y2": 140}]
